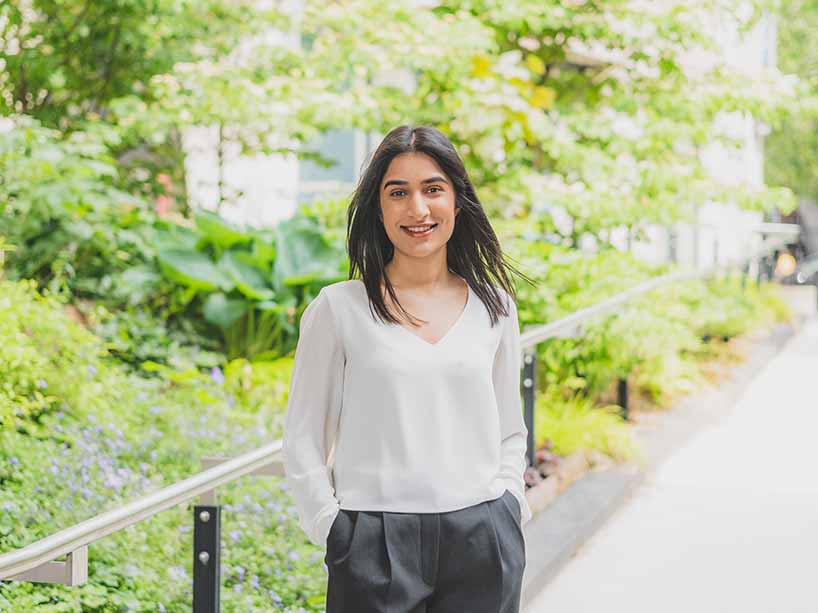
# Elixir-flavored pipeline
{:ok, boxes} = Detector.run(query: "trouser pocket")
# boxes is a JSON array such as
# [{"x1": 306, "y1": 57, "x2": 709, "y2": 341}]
[{"x1": 326, "y1": 509, "x2": 358, "y2": 565}]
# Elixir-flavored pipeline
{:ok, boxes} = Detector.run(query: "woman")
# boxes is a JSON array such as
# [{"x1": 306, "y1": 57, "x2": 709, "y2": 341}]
[{"x1": 283, "y1": 125, "x2": 535, "y2": 612}]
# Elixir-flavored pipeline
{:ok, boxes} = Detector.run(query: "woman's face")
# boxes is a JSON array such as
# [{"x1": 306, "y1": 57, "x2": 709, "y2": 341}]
[{"x1": 378, "y1": 152, "x2": 460, "y2": 258}]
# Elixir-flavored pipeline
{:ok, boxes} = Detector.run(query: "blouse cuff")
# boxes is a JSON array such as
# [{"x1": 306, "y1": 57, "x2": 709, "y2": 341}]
[
  {"x1": 286, "y1": 464, "x2": 340, "y2": 546},
  {"x1": 495, "y1": 476, "x2": 533, "y2": 526},
  {"x1": 312, "y1": 501, "x2": 341, "y2": 548}
]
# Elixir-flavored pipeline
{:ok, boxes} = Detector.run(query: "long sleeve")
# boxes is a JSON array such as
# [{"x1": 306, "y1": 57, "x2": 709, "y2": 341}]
[
  {"x1": 491, "y1": 293, "x2": 533, "y2": 526},
  {"x1": 282, "y1": 288, "x2": 344, "y2": 547}
]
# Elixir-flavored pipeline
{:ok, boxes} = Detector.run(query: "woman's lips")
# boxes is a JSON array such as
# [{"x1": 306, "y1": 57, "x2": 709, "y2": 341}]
[{"x1": 401, "y1": 224, "x2": 438, "y2": 237}]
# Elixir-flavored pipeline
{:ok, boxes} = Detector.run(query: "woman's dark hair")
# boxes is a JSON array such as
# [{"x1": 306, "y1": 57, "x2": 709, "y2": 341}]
[{"x1": 346, "y1": 124, "x2": 535, "y2": 328}]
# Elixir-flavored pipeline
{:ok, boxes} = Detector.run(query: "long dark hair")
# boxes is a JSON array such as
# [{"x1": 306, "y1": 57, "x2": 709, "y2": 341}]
[{"x1": 346, "y1": 124, "x2": 535, "y2": 328}]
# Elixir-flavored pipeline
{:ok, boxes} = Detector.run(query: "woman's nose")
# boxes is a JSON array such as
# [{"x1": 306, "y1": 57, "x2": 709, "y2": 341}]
[{"x1": 409, "y1": 191, "x2": 431, "y2": 216}]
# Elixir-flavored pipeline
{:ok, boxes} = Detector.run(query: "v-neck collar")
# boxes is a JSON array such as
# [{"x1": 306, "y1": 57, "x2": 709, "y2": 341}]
[{"x1": 391, "y1": 277, "x2": 472, "y2": 349}]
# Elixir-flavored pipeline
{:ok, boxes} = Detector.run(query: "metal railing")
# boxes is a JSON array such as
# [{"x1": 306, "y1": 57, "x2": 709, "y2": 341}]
[
  {"x1": 518, "y1": 222, "x2": 802, "y2": 464},
  {"x1": 0, "y1": 222, "x2": 803, "y2": 612}
]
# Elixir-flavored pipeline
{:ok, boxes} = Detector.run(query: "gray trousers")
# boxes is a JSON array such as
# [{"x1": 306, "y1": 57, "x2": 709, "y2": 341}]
[{"x1": 324, "y1": 489, "x2": 525, "y2": 612}]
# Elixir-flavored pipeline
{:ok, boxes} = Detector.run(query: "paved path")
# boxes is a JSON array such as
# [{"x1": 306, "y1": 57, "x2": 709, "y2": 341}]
[{"x1": 526, "y1": 317, "x2": 818, "y2": 613}]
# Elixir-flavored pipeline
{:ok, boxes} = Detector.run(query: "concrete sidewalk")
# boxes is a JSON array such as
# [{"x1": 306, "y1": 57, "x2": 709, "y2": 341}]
[{"x1": 526, "y1": 316, "x2": 818, "y2": 613}]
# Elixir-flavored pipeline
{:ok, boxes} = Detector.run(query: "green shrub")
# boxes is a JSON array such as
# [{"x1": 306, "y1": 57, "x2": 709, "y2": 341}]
[
  {"x1": 534, "y1": 391, "x2": 643, "y2": 465},
  {"x1": 0, "y1": 279, "x2": 330, "y2": 612},
  {"x1": 0, "y1": 279, "x2": 110, "y2": 428}
]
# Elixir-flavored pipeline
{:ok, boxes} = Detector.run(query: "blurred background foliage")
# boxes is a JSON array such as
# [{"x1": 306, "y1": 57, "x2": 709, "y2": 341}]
[
  {"x1": 764, "y1": 0, "x2": 818, "y2": 203},
  {"x1": 0, "y1": 0, "x2": 813, "y2": 611}
]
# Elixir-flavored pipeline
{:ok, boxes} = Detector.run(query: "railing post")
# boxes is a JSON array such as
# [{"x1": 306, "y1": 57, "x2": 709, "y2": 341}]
[
  {"x1": 193, "y1": 505, "x2": 221, "y2": 613},
  {"x1": 668, "y1": 227, "x2": 677, "y2": 264},
  {"x1": 522, "y1": 349, "x2": 537, "y2": 468},
  {"x1": 693, "y1": 224, "x2": 700, "y2": 269},
  {"x1": 617, "y1": 376, "x2": 629, "y2": 421},
  {"x1": 767, "y1": 249, "x2": 781, "y2": 281}
]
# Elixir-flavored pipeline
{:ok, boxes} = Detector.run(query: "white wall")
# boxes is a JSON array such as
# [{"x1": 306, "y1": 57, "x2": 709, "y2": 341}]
[{"x1": 182, "y1": 125, "x2": 300, "y2": 228}]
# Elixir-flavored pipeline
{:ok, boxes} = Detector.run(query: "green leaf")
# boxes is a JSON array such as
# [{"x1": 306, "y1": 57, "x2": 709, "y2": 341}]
[
  {"x1": 119, "y1": 265, "x2": 161, "y2": 286},
  {"x1": 153, "y1": 223, "x2": 199, "y2": 251},
  {"x1": 248, "y1": 232, "x2": 276, "y2": 268},
  {"x1": 255, "y1": 299, "x2": 288, "y2": 313},
  {"x1": 157, "y1": 249, "x2": 234, "y2": 291},
  {"x1": 217, "y1": 251, "x2": 275, "y2": 300},
  {"x1": 203, "y1": 293, "x2": 249, "y2": 328},
  {"x1": 272, "y1": 216, "x2": 346, "y2": 286},
  {"x1": 194, "y1": 209, "x2": 251, "y2": 249}
]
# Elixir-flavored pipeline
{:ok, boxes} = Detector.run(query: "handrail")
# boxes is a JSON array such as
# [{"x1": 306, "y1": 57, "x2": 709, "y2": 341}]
[
  {"x1": 0, "y1": 442, "x2": 281, "y2": 580},
  {"x1": 754, "y1": 221, "x2": 801, "y2": 237},
  {"x1": 520, "y1": 228, "x2": 795, "y2": 348},
  {"x1": 0, "y1": 223, "x2": 800, "y2": 584}
]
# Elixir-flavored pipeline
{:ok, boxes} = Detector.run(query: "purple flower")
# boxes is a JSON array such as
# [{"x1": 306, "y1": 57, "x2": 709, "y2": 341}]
[
  {"x1": 235, "y1": 565, "x2": 246, "y2": 582},
  {"x1": 87, "y1": 364, "x2": 98, "y2": 377},
  {"x1": 158, "y1": 605, "x2": 166, "y2": 613},
  {"x1": 250, "y1": 574, "x2": 259, "y2": 589},
  {"x1": 104, "y1": 475, "x2": 123, "y2": 491},
  {"x1": 37, "y1": 378, "x2": 47, "y2": 389},
  {"x1": 9, "y1": 457, "x2": 18, "y2": 466},
  {"x1": 288, "y1": 551, "x2": 299, "y2": 561},
  {"x1": 230, "y1": 530, "x2": 242, "y2": 543},
  {"x1": 210, "y1": 366, "x2": 225, "y2": 385},
  {"x1": 168, "y1": 565, "x2": 187, "y2": 582}
]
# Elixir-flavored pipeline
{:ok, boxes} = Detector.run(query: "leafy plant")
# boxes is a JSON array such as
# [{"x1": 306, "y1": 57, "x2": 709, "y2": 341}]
[
  {"x1": 148, "y1": 208, "x2": 348, "y2": 360},
  {"x1": 0, "y1": 116, "x2": 153, "y2": 298},
  {"x1": 534, "y1": 389, "x2": 643, "y2": 465},
  {"x1": 0, "y1": 276, "x2": 329, "y2": 612}
]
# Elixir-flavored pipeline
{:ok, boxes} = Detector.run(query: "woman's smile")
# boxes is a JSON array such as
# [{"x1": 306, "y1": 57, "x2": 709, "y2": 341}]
[{"x1": 401, "y1": 223, "x2": 438, "y2": 237}]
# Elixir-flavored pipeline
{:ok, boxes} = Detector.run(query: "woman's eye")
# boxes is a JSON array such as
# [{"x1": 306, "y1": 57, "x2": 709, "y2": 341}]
[{"x1": 390, "y1": 187, "x2": 442, "y2": 197}]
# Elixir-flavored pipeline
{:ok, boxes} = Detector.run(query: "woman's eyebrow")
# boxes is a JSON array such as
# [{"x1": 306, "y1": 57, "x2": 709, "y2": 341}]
[{"x1": 382, "y1": 175, "x2": 449, "y2": 190}]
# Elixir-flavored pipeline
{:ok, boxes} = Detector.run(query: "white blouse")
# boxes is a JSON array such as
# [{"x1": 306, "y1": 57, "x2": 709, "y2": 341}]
[{"x1": 282, "y1": 277, "x2": 533, "y2": 547}]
